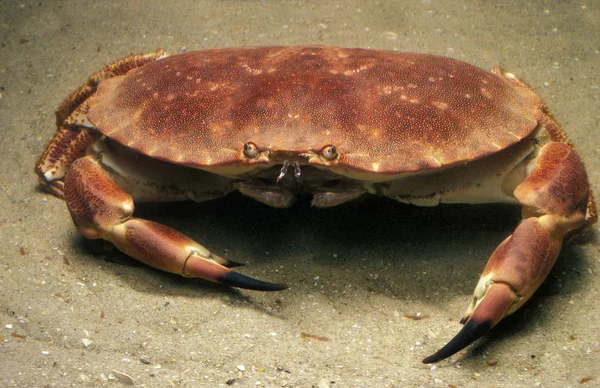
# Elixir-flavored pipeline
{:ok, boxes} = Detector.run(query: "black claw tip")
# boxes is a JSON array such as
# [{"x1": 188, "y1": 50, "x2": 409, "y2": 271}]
[
  {"x1": 422, "y1": 319, "x2": 491, "y2": 364},
  {"x1": 218, "y1": 271, "x2": 288, "y2": 291},
  {"x1": 223, "y1": 259, "x2": 245, "y2": 268}
]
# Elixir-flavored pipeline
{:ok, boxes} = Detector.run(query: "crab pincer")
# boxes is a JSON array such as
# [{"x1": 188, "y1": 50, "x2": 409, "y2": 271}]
[
  {"x1": 63, "y1": 156, "x2": 287, "y2": 291},
  {"x1": 424, "y1": 141, "x2": 592, "y2": 363}
]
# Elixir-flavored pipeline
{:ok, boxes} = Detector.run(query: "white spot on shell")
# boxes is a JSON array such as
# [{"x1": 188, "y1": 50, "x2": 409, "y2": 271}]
[
  {"x1": 242, "y1": 64, "x2": 262, "y2": 75},
  {"x1": 379, "y1": 85, "x2": 394, "y2": 95},
  {"x1": 369, "y1": 128, "x2": 382, "y2": 140},
  {"x1": 432, "y1": 101, "x2": 448, "y2": 110},
  {"x1": 208, "y1": 122, "x2": 226, "y2": 136},
  {"x1": 480, "y1": 88, "x2": 492, "y2": 99},
  {"x1": 371, "y1": 162, "x2": 380, "y2": 172},
  {"x1": 343, "y1": 64, "x2": 372, "y2": 76}
]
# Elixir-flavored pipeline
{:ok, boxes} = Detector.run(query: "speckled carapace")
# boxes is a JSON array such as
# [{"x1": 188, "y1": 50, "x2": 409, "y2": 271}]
[{"x1": 87, "y1": 46, "x2": 541, "y2": 175}]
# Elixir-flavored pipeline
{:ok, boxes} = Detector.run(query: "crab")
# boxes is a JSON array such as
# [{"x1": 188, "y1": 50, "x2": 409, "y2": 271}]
[{"x1": 36, "y1": 45, "x2": 596, "y2": 363}]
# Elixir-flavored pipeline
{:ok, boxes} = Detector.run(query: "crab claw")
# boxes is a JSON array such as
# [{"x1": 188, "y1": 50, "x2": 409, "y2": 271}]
[
  {"x1": 182, "y1": 249, "x2": 287, "y2": 291},
  {"x1": 422, "y1": 215, "x2": 566, "y2": 363},
  {"x1": 63, "y1": 156, "x2": 287, "y2": 292},
  {"x1": 423, "y1": 141, "x2": 592, "y2": 363},
  {"x1": 218, "y1": 270, "x2": 289, "y2": 291},
  {"x1": 422, "y1": 283, "x2": 517, "y2": 363},
  {"x1": 110, "y1": 218, "x2": 289, "y2": 292}
]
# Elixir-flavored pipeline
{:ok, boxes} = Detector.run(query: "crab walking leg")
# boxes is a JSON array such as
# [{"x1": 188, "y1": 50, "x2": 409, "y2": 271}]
[
  {"x1": 423, "y1": 141, "x2": 592, "y2": 363},
  {"x1": 64, "y1": 156, "x2": 287, "y2": 291},
  {"x1": 35, "y1": 50, "x2": 167, "y2": 198},
  {"x1": 35, "y1": 128, "x2": 96, "y2": 198}
]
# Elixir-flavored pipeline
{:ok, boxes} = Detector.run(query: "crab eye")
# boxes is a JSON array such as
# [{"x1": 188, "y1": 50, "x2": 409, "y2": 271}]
[
  {"x1": 243, "y1": 142, "x2": 259, "y2": 158},
  {"x1": 321, "y1": 145, "x2": 338, "y2": 160}
]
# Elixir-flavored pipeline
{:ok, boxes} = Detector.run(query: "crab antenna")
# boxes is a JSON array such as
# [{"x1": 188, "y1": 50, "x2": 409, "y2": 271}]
[
  {"x1": 276, "y1": 160, "x2": 290, "y2": 183},
  {"x1": 293, "y1": 161, "x2": 302, "y2": 181}
]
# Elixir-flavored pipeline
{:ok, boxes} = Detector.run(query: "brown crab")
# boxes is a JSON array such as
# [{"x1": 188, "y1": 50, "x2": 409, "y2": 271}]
[{"x1": 36, "y1": 45, "x2": 596, "y2": 363}]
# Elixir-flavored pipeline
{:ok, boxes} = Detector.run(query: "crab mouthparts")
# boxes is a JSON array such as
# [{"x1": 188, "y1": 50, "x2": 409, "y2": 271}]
[{"x1": 276, "y1": 160, "x2": 302, "y2": 183}]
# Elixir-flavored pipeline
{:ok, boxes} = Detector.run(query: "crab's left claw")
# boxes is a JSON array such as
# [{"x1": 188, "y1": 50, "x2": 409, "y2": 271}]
[
  {"x1": 423, "y1": 217, "x2": 557, "y2": 363},
  {"x1": 423, "y1": 141, "x2": 595, "y2": 363},
  {"x1": 422, "y1": 282, "x2": 516, "y2": 363}
]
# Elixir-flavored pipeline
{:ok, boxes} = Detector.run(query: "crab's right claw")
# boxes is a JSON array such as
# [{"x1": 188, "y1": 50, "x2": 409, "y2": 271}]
[
  {"x1": 63, "y1": 156, "x2": 287, "y2": 292},
  {"x1": 217, "y1": 268, "x2": 289, "y2": 291},
  {"x1": 183, "y1": 249, "x2": 288, "y2": 291},
  {"x1": 109, "y1": 218, "x2": 289, "y2": 291}
]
